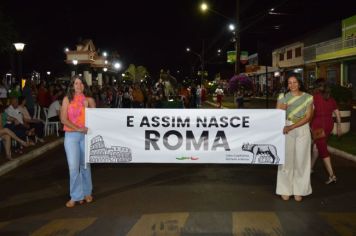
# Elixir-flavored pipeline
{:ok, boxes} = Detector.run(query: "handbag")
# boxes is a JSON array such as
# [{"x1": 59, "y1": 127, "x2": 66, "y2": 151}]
[{"x1": 312, "y1": 128, "x2": 325, "y2": 140}]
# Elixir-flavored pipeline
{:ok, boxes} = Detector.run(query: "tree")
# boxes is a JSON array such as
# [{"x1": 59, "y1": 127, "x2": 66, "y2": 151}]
[{"x1": 125, "y1": 64, "x2": 149, "y2": 83}]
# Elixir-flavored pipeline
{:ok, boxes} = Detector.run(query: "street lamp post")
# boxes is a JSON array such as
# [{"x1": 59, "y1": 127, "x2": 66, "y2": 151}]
[
  {"x1": 186, "y1": 41, "x2": 204, "y2": 86},
  {"x1": 200, "y1": 1, "x2": 240, "y2": 75},
  {"x1": 13, "y1": 42, "x2": 25, "y2": 85}
]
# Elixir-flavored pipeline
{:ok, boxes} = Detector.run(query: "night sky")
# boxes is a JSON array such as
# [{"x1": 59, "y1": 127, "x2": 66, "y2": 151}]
[{"x1": 0, "y1": 0, "x2": 355, "y2": 79}]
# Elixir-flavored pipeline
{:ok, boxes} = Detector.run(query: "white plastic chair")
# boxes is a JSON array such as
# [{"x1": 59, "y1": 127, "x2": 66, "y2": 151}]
[
  {"x1": 43, "y1": 108, "x2": 59, "y2": 136},
  {"x1": 33, "y1": 104, "x2": 42, "y2": 120}
]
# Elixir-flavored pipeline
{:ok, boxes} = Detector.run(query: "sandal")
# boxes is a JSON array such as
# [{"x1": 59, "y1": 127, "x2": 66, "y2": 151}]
[
  {"x1": 84, "y1": 195, "x2": 93, "y2": 203},
  {"x1": 65, "y1": 200, "x2": 84, "y2": 208}
]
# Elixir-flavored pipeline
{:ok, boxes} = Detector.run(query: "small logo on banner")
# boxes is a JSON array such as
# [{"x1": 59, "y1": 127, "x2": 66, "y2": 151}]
[
  {"x1": 241, "y1": 143, "x2": 280, "y2": 164},
  {"x1": 89, "y1": 135, "x2": 132, "y2": 163},
  {"x1": 176, "y1": 156, "x2": 199, "y2": 161}
]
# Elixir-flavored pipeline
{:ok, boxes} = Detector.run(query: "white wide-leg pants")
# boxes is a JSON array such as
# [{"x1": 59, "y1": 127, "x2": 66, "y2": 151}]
[{"x1": 276, "y1": 121, "x2": 312, "y2": 196}]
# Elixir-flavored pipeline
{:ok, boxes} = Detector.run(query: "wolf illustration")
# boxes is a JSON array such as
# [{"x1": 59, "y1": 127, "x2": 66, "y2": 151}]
[{"x1": 241, "y1": 143, "x2": 280, "y2": 164}]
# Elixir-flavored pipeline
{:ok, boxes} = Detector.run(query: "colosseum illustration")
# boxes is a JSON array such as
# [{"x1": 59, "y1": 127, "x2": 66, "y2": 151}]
[{"x1": 89, "y1": 135, "x2": 132, "y2": 163}]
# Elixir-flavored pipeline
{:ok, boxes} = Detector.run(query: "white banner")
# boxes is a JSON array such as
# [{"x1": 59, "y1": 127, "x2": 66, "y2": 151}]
[{"x1": 85, "y1": 109, "x2": 285, "y2": 164}]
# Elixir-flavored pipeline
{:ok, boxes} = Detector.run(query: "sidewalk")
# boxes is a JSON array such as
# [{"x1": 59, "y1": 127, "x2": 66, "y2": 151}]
[
  {"x1": 205, "y1": 100, "x2": 356, "y2": 163},
  {"x1": 0, "y1": 137, "x2": 64, "y2": 176}
]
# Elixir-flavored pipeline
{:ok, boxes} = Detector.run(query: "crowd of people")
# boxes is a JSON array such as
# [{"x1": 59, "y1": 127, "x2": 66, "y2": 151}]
[
  {"x1": 0, "y1": 77, "x2": 210, "y2": 162},
  {"x1": 0, "y1": 74, "x2": 343, "y2": 207}
]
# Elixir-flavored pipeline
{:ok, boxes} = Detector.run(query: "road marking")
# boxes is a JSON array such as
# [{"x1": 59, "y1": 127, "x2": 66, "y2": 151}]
[
  {"x1": 127, "y1": 212, "x2": 189, "y2": 236},
  {"x1": 320, "y1": 213, "x2": 356, "y2": 235},
  {"x1": 232, "y1": 212, "x2": 284, "y2": 236},
  {"x1": 30, "y1": 217, "x2": 97, "y2": 236}
]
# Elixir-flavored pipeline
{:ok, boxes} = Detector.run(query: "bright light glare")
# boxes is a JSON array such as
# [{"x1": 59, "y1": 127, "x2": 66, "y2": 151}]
[
  {"x1": 13, "y1": 43, "x2": 25, "y2": 52},
  {"x1": 72, "y1": 60, "x2": 78, "y2": 65},
  {"x1": 103, "y1": 67, "x2": 108, "y2": 72},
  {"x1": 114, "y1": 62, "x2": 121, "y2": 69},
  {"x1": 186, "y1": 48, "x2": 191, "y2": 52},
  {"x1": 229, "y1": 24, "x2": 235, "y2": 31},
  {"x1": 46, "y1": 71, "x2": 51, "y2": 75},
  {"x1": 103, "y1": 52, "x2": 108, "y2": 57},
  {"x1": 64, "y1": 47, "x2": 69, "y2": 52},
  {"x1": 200, "y1": 3, "x2": 208, "y2": 11}
]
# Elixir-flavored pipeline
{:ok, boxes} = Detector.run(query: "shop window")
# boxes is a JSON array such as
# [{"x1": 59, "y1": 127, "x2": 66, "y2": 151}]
[
  {"x1": 287, "y1": 50, "x2": 292, "y2": 59},
  {"x1": 279, "y1": 53, "x2": 284, "y2": 61},
  {"x1": 295, "y1": 47, "x2": 302, "y2": 57}
]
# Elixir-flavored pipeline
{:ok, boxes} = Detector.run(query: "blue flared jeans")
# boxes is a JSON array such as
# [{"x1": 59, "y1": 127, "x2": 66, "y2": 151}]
[{"x1": 64, "y1": 132, "x2": 92, "y2": 201}]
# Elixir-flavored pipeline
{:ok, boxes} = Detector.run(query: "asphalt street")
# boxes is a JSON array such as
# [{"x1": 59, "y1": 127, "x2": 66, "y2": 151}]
[{"x1": 1, "y1": 145, "x2": 356, "y2": 235}]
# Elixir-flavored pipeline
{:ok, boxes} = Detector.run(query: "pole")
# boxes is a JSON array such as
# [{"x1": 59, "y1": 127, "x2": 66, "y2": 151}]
[
  {"x1": 201, "y1": 39, "x2": 205, "y2": 86},
  {"x1": 18, "y1": 52, "x2": 23, "y2": 83},
  {"x1": 235, "y1": 0, "x2": 240, "y2": 75}
]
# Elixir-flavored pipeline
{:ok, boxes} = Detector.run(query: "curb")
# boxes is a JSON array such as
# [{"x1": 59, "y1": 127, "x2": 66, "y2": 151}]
[{"x1": 0, "y1": 138, "x2": 64, "y2": 177}]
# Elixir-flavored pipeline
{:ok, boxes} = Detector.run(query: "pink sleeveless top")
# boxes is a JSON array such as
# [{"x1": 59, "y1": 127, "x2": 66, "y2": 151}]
[{"x1": 64, "y1": 94, "x2": 86, "y2": 132}]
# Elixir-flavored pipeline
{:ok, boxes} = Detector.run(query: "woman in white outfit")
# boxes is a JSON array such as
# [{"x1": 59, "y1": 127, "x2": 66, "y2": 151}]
[{"x1": 276, "y1": 74, "x2": 314, "y2": 202}]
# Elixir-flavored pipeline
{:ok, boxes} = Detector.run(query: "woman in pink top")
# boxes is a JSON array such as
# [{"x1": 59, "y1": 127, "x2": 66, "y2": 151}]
[{"x1": 61, "y1": 76, "x2": 96, "y2": 208}]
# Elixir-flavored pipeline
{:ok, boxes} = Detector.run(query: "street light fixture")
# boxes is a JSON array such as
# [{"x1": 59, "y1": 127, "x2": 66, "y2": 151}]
[
  {"x1": 114, "y1": 62, "x2": 122, "y2": 70},
  {"x1": 229, "y1": 24, "x2": 236, "y2": 31},
  {"x1": 13, "y1": 42, "x2": 26, "y2": 85},
  {"x1": 13, "y1": 43, "x2": 25, "y2": 52},
  {"x1": 200, "y1": 2, "x2": 208, "y2": 12}
]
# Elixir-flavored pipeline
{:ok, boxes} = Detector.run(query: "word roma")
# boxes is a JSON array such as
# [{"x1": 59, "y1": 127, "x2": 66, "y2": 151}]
[
  {"x1": 127, "y1": 115, "x2": 250, "y2": 128},
  {"x1": 126, "y1": 116, "x2": 251, "y2": 151}
]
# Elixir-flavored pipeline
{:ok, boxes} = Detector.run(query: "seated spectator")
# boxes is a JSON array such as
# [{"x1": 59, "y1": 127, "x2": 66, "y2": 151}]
[
  {"x1": 1, "y1": 103, "x2": 33, "y2": 156},
  {"x1": 48, "y1": 96, "x2": 62, "y2": 122},
  {"x1": 5, "y1": 97, "x2": 35, "y2": 138},
  {"x1": 18, "y1": 96, "x2": 45, "y2": 142}
]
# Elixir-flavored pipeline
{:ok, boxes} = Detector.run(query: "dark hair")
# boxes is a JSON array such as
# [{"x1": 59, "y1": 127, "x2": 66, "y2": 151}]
[
  {"x1": 284, "y1": 73, "x2": 306, "y2": 94},
  {"x1": 66, "y1": 75, "x2": 91, "y2": 102},
  {"x1": 314, "y1": 78, "x2": 330, "y2": 100},
  {"x1": 18, "y1": 96, "x2": 26, "y2": 104}
]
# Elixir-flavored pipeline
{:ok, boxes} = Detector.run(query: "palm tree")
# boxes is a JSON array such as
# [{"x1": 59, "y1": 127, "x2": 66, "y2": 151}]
[{"x1": 125, "y1": 64, "x2": 149, "y2": 83}]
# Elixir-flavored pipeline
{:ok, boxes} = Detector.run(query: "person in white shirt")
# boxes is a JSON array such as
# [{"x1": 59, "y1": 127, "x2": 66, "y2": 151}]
[
  {"x1": 215, "y1": 87, "x2": 224, "y2": 108},
  {"x1": 5, "y1": 97, "x2": 35, "y2": 152},
  {"x1": 48, "y1": 97, "x2": 62, "y2": 122}
]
